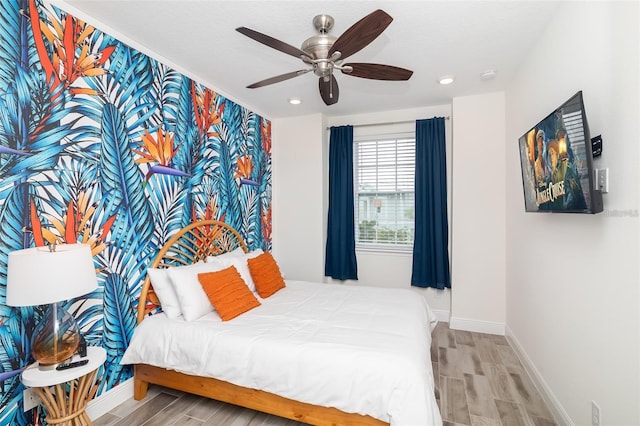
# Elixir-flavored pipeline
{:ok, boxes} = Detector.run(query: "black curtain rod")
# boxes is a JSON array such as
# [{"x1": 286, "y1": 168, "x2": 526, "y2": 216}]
[{"x1": 326, "y1": 116, "x2": 450, "y2": 130}]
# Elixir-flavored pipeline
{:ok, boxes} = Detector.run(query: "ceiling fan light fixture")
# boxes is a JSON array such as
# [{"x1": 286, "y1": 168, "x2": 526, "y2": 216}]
[
  {"x1": 438, "y1": 75, "x2": 455, "y2": 85},
  {"x1": 238, "y1": 9, "x2": 412, "y2": 106},
  {"x1": 288, "y1": 98, "x2": 302, "y2": 105}
]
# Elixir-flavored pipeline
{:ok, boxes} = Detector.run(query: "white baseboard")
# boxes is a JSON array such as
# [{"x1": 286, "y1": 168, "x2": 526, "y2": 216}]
[
  {"x1": 505, "y1": 325, "x2": 573, "y2": 426},
  {"x1": 432, "y1": 309, "x2": 450, "y2": 323},
  {"x1": 449, "y1": 316, "x2": 505, "y2": 335},
  {"x1": 86, "y1": 377, "x2": 134, "y2": 420}
]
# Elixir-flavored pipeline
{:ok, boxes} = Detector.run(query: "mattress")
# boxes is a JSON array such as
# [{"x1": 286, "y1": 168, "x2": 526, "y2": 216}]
[{"x1": 122, "y1": 280, "x2": 442, "y2": 426}]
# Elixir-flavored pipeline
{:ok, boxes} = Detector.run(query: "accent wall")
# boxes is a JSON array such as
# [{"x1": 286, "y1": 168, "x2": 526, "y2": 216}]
[{"x1": 0, "y1": 0, "x2": 272, "y2": 424}]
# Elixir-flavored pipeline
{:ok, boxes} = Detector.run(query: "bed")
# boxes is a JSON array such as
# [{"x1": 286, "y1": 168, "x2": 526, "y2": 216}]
[{"x1": 122, "y1": 220, "x2": 442, "y2": 426}]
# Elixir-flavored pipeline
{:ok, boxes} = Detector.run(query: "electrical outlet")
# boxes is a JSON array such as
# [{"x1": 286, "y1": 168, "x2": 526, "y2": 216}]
[
  {"x1": 23, "y1": 387, "x2": 40, "y2": 411},
  {"x1": 592, "y1": 400, "x2": 601, "y2": 426}
]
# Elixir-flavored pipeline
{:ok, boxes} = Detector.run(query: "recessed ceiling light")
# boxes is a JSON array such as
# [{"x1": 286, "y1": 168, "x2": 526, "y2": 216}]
[
  {"x1": 480, "y1": 69, "x2": 497, "y2": 81},
  {"x1": 288, "y1": 98, "x2": 302, "y2": 105},
  {"x1": 438, "y1": 75, "x2": 454, "y2": 85}
]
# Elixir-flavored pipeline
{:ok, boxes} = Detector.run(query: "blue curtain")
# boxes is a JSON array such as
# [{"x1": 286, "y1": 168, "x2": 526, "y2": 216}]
[
  {"x1": 325, "y1": 125, "x2": 358, "y2": 280},
  {"x1": 411, "y1": 118, "x2": 451, "y2": 289}
]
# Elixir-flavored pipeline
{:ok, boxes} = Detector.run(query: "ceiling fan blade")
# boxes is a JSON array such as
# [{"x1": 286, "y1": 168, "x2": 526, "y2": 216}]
[
  {"x1": 319, "y1": 75, "x2": 339, "y2": 105},
  {"x1": 247, "y1": 69, "x2": 311, "y2": 89},
  {"x1": 342, "y1": 63, "x2": 413, "y2": 80},
  {"x1": 236, "y1": 27, "x2": 310, "y2": 59},
  {"x1": 329, "y1": 9, "x2": 393, "y2": 60}
]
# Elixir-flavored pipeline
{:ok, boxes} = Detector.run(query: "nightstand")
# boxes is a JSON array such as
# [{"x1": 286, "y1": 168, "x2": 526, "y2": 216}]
[{"x1": 21, "y1": 346, "x2": 106, "y2": 426}]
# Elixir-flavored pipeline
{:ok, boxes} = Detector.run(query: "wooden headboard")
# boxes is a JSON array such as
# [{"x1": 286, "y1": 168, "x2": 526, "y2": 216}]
[{"x1": 137, "y1": 220, "x2": 248, "y2": 323}]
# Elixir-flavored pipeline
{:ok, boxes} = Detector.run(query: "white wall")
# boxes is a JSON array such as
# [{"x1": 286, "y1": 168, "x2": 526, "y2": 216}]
[
  {"x1": 271, "y1": 5, "x2": 640, "y2": 424},
  {"x1": 272, "y1": 106, "x2": 453, "y2": 317},
  {"x1": 272, "y1": 114, "x2": 326, "y2": 282},
  {"x1": 326, "y1": 106, "x2": 452, "y2": 317},
  {"x1": 505, "y1": 2, "x2": 639, "y2": 425},
  {"x1": 450, "y1": 92, "x2": 506, "y2": 334}
]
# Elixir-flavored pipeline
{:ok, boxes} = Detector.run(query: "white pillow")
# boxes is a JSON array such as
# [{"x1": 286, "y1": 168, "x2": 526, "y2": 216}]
[
  {"x1": 214, "y1": 249, "x2": 263, "y2": 292},
  {"x1": 167, "y1": 261, "x2": 227, "y2": 321},
  {"x1": 147, "y1": 268, "x2": 182, "y2": 319},
  {"x1": 247, "y1": 249, "x2": 264, "y2": 259},
  {"x1": 206, "y1": 247, "x2": 245, "y2": 263}
]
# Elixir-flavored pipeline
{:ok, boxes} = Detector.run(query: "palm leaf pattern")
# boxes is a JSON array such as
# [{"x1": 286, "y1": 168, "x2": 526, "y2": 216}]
[
  {"x1": 99, "y1": 271, "x2": 135, "y2": 393},
  {"x1": 148, "y1": 174, "x2": 186, "y2": 249},
  {"x1": 174, "y1": 78, "x2": 198, "y2": 227},
  {"x1": 0, "y1": 0, "x2": 271, "y2": 421},
  {"x1": 217, "y1": 131, "x2": 242, "y2": 231},
  {"x1": 180, "y1": 81, "x2": 218, "y2": 226},
  {"x1": 0, "y1": 184, "x2": 35, "y2": 425},
  {"x1": 235, "y1": 108, "x2": 259, "y2": 248},
  {"x1": 99, "y1": 103, "x2": 154, "y2": 247}
]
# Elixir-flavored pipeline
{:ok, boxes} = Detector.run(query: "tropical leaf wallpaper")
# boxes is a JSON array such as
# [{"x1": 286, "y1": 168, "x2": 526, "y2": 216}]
[{"x1": 0, "y1": 0, "x2": 272, "y2": 423}]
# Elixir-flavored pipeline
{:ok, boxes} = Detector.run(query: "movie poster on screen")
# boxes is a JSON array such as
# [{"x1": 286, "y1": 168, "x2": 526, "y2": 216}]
[{"x1": 518, "y1": 94, "x2": 592, "y2": 212}]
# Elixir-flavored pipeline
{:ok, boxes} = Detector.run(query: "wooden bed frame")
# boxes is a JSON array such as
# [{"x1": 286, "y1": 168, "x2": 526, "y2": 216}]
[{"x1": 134, "y1": 220, "x2": 387, "y2": 426}]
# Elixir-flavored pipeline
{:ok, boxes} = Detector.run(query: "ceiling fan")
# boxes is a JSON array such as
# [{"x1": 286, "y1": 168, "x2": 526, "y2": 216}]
[{"x1": 236, "y1": 9, "x2": 413, "y2": 106}]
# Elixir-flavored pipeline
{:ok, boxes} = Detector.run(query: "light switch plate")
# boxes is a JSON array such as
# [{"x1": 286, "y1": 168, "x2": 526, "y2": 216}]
[{"x1": 597, "y1": 168, "x2": 609, "y2": 193}]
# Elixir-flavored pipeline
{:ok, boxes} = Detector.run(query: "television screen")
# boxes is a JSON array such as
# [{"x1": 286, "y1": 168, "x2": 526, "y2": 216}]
[{"x1": 518, "y1": 91, "x2": 602, "y2": 213}]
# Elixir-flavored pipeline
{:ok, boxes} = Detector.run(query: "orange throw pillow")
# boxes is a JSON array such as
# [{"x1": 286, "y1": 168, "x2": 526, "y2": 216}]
[
  {"x1": 247, "y1": 252, "x2": 286, "y2": 298},
  {"x1": 198, "y1": 266, "x2": 260, "y2": 321}
]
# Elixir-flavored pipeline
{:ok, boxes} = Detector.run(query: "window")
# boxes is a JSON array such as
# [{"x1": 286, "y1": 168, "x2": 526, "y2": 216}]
[{"x1": 354, "y1": 135, "x2": 415, "y2": 249}]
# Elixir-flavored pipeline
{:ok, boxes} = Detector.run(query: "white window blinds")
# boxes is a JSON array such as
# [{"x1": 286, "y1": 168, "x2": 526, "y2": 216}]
[{"x1": 354, "y1": 136, "x2": 415, "y2": 247}]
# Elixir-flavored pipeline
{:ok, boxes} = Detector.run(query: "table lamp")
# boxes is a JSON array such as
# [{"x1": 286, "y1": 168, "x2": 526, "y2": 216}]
[{"x1": 6, "y1": 243, "x2": 98, "y2": 370}]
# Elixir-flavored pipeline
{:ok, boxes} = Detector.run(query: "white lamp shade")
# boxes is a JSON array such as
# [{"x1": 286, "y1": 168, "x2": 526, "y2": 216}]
[{"x1": 6, "y1": 243, "x2": 98, "y2": 306}]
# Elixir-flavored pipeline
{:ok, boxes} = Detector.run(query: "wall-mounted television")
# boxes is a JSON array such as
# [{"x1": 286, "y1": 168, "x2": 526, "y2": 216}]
[{"x1": 518, "y1": 91, "x2": 603, "y2": 214}]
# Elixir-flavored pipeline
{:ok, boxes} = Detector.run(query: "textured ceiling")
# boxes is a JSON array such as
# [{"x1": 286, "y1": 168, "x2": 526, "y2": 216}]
[{"x1": 52, "y1": 0, "x2": 560, "y2": 119}]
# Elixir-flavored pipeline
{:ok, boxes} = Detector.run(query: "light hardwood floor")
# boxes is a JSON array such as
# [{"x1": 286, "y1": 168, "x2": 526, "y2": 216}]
[
  {"x1": 431, "y1": 322, "x2": 556, "y2": 426},
  {"x1": 94, "y1": 322, "x2": 556, "y2": 426}
]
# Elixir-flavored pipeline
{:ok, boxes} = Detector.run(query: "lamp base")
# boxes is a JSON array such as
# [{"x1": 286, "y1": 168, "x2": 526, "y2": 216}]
[
  {"x1": 31, "y1": 302, "x2": 80, "y2": 370},
  {"x1": 37, "y1": 357, "x2": 75, "y2": 371}
]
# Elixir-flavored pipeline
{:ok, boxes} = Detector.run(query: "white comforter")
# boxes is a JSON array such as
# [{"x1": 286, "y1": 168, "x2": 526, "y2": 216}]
[{"x1": 122, "y1": 281, "x2": 442, "y2": 426}]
